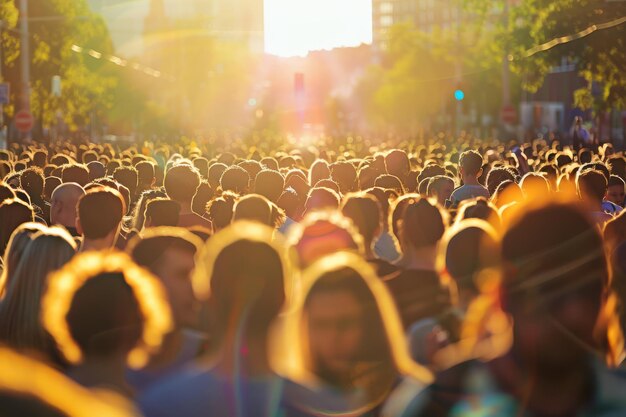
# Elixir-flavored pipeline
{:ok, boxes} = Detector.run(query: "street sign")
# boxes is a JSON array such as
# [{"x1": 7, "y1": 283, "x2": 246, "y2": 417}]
[
  {"x1": 0, "y1": 83, "x2": 9, "y2": 105},
  {"x1": 15, "y1": 110, "x2": 34, "y2": 133},
  {"x1": 501, "y1": 105, "x2": 517, "y2": 124}
]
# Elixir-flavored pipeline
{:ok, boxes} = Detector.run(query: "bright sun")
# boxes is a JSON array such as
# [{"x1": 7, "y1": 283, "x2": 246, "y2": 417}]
[{"x1": 264, "y1": 0, "x2": 372, "y2": 57}]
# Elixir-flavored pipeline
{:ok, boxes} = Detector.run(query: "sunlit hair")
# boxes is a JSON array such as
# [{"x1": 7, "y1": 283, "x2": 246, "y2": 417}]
[
  {"x1": 0, "y1": 347, "x2": 135, "y2": 417},
  {"x1": 41, "y1": 251, "x2": 173, "y2": 369},
  {"x1": 288, "y1": 209, "x2": 365, "y2": 268},
  {"x1": 455, "y1": 197, "x2": 501, "y2": 231},
  {"x1": 0, "y1": 222, "x2": 47, "y2": 297},
  {"x1": 0, "y1": 227, "x2": 76, "y2": 355},
  {"x1": 192, "y1": 220, "x2": 295, "y2": 305},
  {"x1": 277, "y1": 252, "x2": 432, "y2": 409},
  {"x1": 132, "y1": 188, "x2": 167, "y2": 230}
]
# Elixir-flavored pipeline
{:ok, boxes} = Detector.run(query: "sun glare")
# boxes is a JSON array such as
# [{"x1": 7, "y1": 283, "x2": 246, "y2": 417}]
[{"x1": 264, "y1": 0, "x2": 373, "y2": 57}]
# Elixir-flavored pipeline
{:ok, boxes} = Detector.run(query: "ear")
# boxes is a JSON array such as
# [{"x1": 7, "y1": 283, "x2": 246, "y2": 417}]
[
  {"x1": 477, "y1": 168, "x2": 483, "y2": 178},
  {"x1": 144, "y1": 216, "x2": 152, "y2": 229},
  {"x1": 76, "y1": 218, "x2": 83, "y2": 235}
]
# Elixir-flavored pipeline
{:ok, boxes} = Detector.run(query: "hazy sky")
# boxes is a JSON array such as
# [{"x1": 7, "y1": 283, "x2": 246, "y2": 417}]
[
  {"x1": 264, "y1": 0, "x2": 373, "y2": 56},
  {"x1": 92, "y1": 0, "x2": 373, "y2": 57}
]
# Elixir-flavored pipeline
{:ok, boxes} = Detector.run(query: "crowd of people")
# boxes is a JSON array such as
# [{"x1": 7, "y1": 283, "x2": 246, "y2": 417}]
[{"x1": 0, "y1": 134, "x2": 625, "y2": 417}]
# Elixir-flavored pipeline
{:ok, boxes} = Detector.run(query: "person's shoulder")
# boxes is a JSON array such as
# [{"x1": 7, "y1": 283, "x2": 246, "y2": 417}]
[{"x1": 139, "y1": 368, "x2": 216, "y2": 417}]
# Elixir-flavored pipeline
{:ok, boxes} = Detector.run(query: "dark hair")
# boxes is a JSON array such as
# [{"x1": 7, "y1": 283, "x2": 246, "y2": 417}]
[
  {"x1": 576, "y1": 169, "x2": 607, "y2": 203},
  {"x1": 129, "y1": 233, "x2": 199, "y2": 270},
  {"x1": 341, "y1": 194, "x2": 382, "y2": 246},
  {"x1": 254, "y1": 170, "x2": 285, "y2": 203},
  {"x1": 165, "y1": 164, "x2": 201, "y2": 202},
  {"x1": 233, "y1": 194, "x2": 273, "y2": 226},
  {"x1": 206, "y1": 192, "x2": 238, "y2": 230},
  {"x1": 113, "y1": 166, "x2": 139, "y2": 199},
  {"x1": 61, "y1": 164, "x2": 89, "y2": 187},
  {"x1": 459, "y1": 150, "x2": 483, "y2": 176},
  {"x1": 0, "y1": 199, "x2": 35, "y2": 255},
  {"x1": 145, "y1": 198, "x2": 181, "y2": 228},
  {"x1": 136, "y1": 161, "x2": 155, "y2": 185},
  {"x1": 306, "y1": 187, "x2": 340, "y2": 212},
  {"x1": 20, "y1": 167, "x2": 45, "y2": 198},
  {"x1": 486, "y1": 166, "x2": 516, "y2": 196},
  {"x1": 401, "y1": 197, "x2": 446, "y2": 249},
  {"x1": 78, "y1": 187, "x2": 125, "y2": 239},
  {"x1": 66, "y1": 272, "x2": 142, "y2": 358},
  {"x1": 331, "y1": 162, "x2": 358, "y2": 194},
  {"x1": 374, "y1": 174, "x2": 405, "y2": 193},
  {"x1": 220, "y1": 166, "x2": 250, "y2": 194}
]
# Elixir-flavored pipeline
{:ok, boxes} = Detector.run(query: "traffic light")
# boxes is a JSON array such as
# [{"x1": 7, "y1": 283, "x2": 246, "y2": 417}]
[{"x1": 454, "y1": 88, "x2": 465, "y2": 101}]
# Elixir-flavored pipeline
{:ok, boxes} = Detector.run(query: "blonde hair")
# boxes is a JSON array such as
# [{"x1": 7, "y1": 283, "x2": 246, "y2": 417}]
[
  {"x1": 0, "y1": 222, "x2": 47, "y2": 297},
  {"x1": 0, "y1": 226, "x2": 77, "y2": 354}
]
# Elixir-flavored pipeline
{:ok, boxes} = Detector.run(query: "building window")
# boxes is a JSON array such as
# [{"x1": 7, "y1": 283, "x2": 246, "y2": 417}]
[
  {"x1": 379, "y1": 2, "x2": 393, "y2": 14},
  {"x1": 380, "y1": 15, "x2": 393, "y2": 27}
]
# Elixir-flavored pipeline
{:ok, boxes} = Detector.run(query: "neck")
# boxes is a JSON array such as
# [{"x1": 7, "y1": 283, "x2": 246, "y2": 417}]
[
  {"x1": 398, "y1": 245, "x2": 437, "y2": 270},
  {"x1": 146, "y1": 328, "x2": 183, "y2": 368},
  {"x1": 364, "y1": 243, "x2": 376, "y2": 260},
  {"x1": 462, "y1": 176, "x2": 480, "y2": 186},
  {"x1": 70, "y1": 354, "x2": 132, "y2": 396},
  {"x1": 178, "y1": 200, "x2": 194, "y2": 215},
  {"x1": 81, "y1": 237, "x2": 113, "y2": 252}
]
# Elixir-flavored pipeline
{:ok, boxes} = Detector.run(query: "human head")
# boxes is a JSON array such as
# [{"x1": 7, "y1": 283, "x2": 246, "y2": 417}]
[
  {"x1": 400, "y1": 197, "x2": 447, "y2": 252},
  {"x1": 144, "y1": 198, "x2": 181, "y2": 228},
  {"x1": 76, "y1": 187, "x2": 125, "y2": 248},
  {"x1": 206, "y1": 192, "x2": 238, "y2": 232},
  {"x1": 459, "y1": 150, "x2": 483, "y2": 180},
  {"x1": 607, "y1": 175, "x2": 625, "y2": 206},
  {"x1": 427, "y1": 176, "x2": 455, "y2": 206},
  {"x1": 50, "y1": 183, "x2": 85, "y2": 230},
  {"x1": 113, "y1": 166, "x2": 139, "y2": 201},
  {"x1": 220, "y1": 165, "x2": 249, "y2": 194},
  {"x1": 309, "y1": 159, "x2": 331, "y2": 187},
  {"x1": 341, "y1": 193, "x2": 383, "y2": 250},
  {"x1": 0, "y1": 222, "x2": 47, "y2": 296},
  {"x1": 132, "y1": 189, "x2": 167, "y2": 230},
  {"x1": 254, "y1": 170, "x2": 285, "y2": 203},
  {"x1": 576, "y1": 169, "x2": 607, "y2": 206},
  {"x1": 385, "y1": 150, "x2": 410, "y2": 183},
  {"x1": 61, "y1": 164, "x2": 89, "y2": 187},
  {"x1": 42, "y1": 252, "x2": 172, "y2": 369},
  {"x1": 128, "y1": 228, "x2": 202, "y2": 327},
  {"x1": 331, "y1": 162, "x2": 358, "y2": 194},
  {"x1": 374, "y1": 174, "x2": 405, "y2": 194},
  {"x1": 501, "y1": 198, "x2": 611, "y2": 369},
  {"x1": 233, "y1": 194, "x2": 273, "y2": 226},
  {"x1": 136, "y1": 161, "x2": 155, "y2": 189},
  {"x1": 0, "y1": 227, "x2": 76, "y2": 355},
  {"x1": 20, "y1": 167, "x2": 45, "y2": 201},
  {"x1": 43, "y1": 176, "x2": 62, "y2": 202},
  {"x1": 520, "y1": 172, "x2": 551, "y2": 198},
  {"x1": 0, "y1": 198, "x2": 35, "y2": 256},
  {"x1": 456, "y1": 198, "x2": 501, "y2": 231},
  {"x1": 194, "y1": 222, "x2": 287, "y2": 342},
  {"x1": 164, "y1": 164, "x2": 201, "y2": 204},
  {"x1": 486, "y1": 166, "x2": 516, "y2": 196},
  {"x1": 207, "y1": 163, "x2": 228, "y2": 190},
  {"x1": 304, "y1": 187, "x2": 340, "y2": 215},
  {"x1": 86, "y1": 161, "x2": 106, "y2": 182}
]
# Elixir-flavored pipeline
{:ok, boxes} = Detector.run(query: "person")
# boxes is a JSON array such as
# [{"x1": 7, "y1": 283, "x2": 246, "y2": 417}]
[
  {"x1": 41, "y1": 251, "x2": 173, "y2": 397},
  {"x1": 385, "y1": 197, "x2": 452, "y2": 329},
  {"x1": 407, "y1": 219, "x2": 499, "y2": 366},
  {"x1": 232, "y1": 194, "x2": 274, "y2": 227},
  {"x1": 385, "y1": 150, "x2": 411, "y2": 188},
  {"x1": 132, "y1": 189, "x2": 168, "y2": 231},
  {"x1": 126, "y1": 228, "x2": 205, "y2": 393},
  {"x1": 143, "y1": 199, "x2": 181, "y2": 229},
  {"x1": 254, "y1": 169, "x2": 285, "y2": 204},
  {"x1": 139, "y1": 222, "x2": 292, "y2": 417},
  {"x1": 220, "y1": 165, "x2": 250, "y2": 194},
  {"x1": 605, "y1": 175, "x2": 625, "y2": 211},
  {"x1": 278, "y1": 252, "x2": 432, "y2": 416},
  {"x1": 571, "y1": 116, "x2": 592, "y2": 150},
  {"x1": 304, "y1": 187, "x2": 340, "y2": 215},
  {"x1": 449, "y1": 150, "x2": 489, "y2": 207},
  {"x1": 0, "y1": 227, "x2": 76, "y2": 367},
  {"x1": 76, "y1": 186, "x2": 125, "y2": 252},
  {"x1": 0, "y1": 198, "x2": 35, "y2": 256},
  {"x1": 113, "y1": 166, "x2": 139, "y2": 204},
  {"x1": 577, "y1": 169, "x2": 613, "y2": 225},
  {"x1": 398, "y1": 197, "x2": 626, "y2": 417},
  {"x1": 341, "y1": 192, "x2": 398, "y2": 276},
  {"x1": 164, "y1": 164, "x2": 212, "y2": 230},
  {"x1": 206, "y1": 192, "x2": 238, "y2": 233},
  {"x1": 0, "y1": 222, "x2": 46, "y2": 297},
  {"x1": 136, "y1": 161, "x2": 156, "y2": 196},
  {"x1": 50, "y1": 183, "x2": 85, "y2": 237},
  {"x1": 426, "y1": 176, "x2": 455, "y2": 207},
  {"x1": 20, "y1": 167, "x2": 49, "y2": 221}
]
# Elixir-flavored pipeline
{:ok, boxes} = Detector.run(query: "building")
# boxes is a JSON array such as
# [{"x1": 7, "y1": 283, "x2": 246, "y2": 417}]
[
  {"x1": 206, "y1": 0, "x2": 265, "y2": 54},
  {"x1": 372, "y1": 0, "x2": 460, "y2": 47}
]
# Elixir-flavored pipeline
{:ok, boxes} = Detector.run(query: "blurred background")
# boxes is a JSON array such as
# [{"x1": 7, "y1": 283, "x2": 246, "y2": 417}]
[{"x1": 0, "y1": 0, "x2": 624, "y2": 146}]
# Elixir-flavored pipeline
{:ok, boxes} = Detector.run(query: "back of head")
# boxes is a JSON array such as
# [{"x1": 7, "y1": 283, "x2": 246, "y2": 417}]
[
  {"x1": 254, "y1": 170, "x2": 285, "y2": 203},
  {"x1": 208, "y1": 163, "x2": 228, "y2": 189},
  {"x1": 331, "y1": 162, "x2": 357, "y2": 194},
  {"x1": 220, "y1": 165, "x2": 250, "y2": 194},
  {"x1": 305, "y1": 187, "x2": 340, "y2": 214},
  {"x1": 20, "y1": 167, "x2": 44, "y2": 199},
  {"x1": 67, "y1": 272, "x2": 143, "y2": 359},
  {"x1": 86, "y1": 161, "x2": 106, "y2": 182},
  {"x1": 577, "y1": 169, "x2": 607, "y2": 204},
  {"x1": 233, "y1": 194, "x2": 273, "y2": 226},
  {"x1": 374, "y1": 174, "x2": 405, "y2": 193},
  {"x1": 0, "y1": 199, "x2": 35, "y2": 255},
  {"x1": 459, "y1": 150, "x2": 483, "y2": 177},
  {"x1": 486, "y1": 166, "x2": 516, "y2": 196},
  {"x1": 129, "y1": 228, "x2": 201, "y2": 271},
  {"x1": 136, "y1": 161, "x2": 155, "y2": 184},
  {"x1": 164, "y1": 164, "x2": 201, "y2": 202},
  {"x1": 341, "y1": 194, "x2": 382, "y2": 246},
  {"x1": 207, "y1": 228, "x2": 286, "y2": 337},
  {"x1": 113, "y1": 166, "x2": 139, "y2": 198},
  {"x1": 401, "y1": 197, "x2": 447, "y2": 250},
  {"x1": 61, "y1": 164, "x2": 89, "y2": 187},
  {"x1": 145, "y1": 199, "x2": 181, "y2": 228},
  {"x1": 385, "y1": 150, "x2": 410, "y2": 179},
  {"x1": 207, "y1": 192, "x2": 238, "y2": 231},
  {"x1": 77, "y1": 187, "x2": 124, "y2": 240},
  {"x1": 309, "y1": 159, "x2": 331, "y2": 186},
  {"x1": 192, "y1": 157, "x2": 209, "y2": 179}
]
